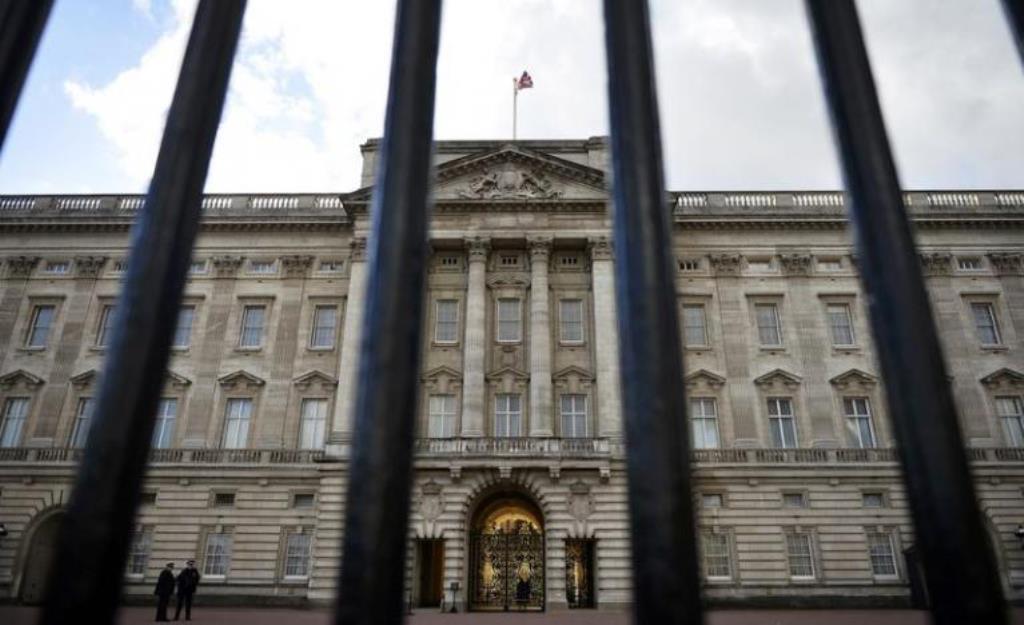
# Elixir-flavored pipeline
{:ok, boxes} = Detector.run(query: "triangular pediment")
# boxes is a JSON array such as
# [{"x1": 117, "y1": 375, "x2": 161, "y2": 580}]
[
  {"x1": 980, "y1": 368, "x2": 1024, "y2": 388},
  {"x1": 218, "y1": 370, "x2": 266, "y2": 388},
  {"x1": 0, "y1": 369, "x2": 44, "y2": 388},
  {"x1": 421, "y1": 365, "x2": 462, "y2": 382},
  {"x1": 485, "y1": 365, "x2": 529, "y2": 382},
  {"x1": 553, "y1": 365, "x2": 594, "y2": 382},
  {"x1": 293, "y1": 369, "x2": 338, "y2": 388},
  {"x1": 165, "y1": 370, "x2": 192, "y2": 389},
  {"x1": 684, "y1": 369, "x2": 727, "y2": 388},
  {"x1": 829, "y1": 368, "x2": 877, "y2": 388},
  {"x1": 70, "y1": 369, "x2": 99, "y2": 387},
  {"x1": 754, "y1": 368, "x2": 802, "y2": 387}
]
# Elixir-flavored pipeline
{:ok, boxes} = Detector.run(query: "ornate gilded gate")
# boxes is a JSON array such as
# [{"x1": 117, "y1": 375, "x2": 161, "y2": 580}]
[{"x1": 469, "y1": 497, "x2": 545, "y2": 611}]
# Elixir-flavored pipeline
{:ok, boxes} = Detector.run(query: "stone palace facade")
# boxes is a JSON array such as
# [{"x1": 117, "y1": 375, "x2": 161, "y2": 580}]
[{"x1": 0, "y1": 138, "x2": 1022, "y2": 610}]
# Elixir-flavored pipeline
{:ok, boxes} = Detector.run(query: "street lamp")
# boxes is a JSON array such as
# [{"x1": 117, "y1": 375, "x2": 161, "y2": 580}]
[{"x1": 1015, "y1": 523, "x2": 1024, "y2": 548}]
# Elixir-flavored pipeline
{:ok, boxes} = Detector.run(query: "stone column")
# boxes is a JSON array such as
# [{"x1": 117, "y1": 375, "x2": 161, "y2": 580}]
[
  {"x1": 460, "y1": 237, "x2": 490, "y2": 437},
  {"x1": 329, "y1": 237, "x2": 367, "y2": 451},
  {"x1": 590, "y1": 237, "x2": 622, "y2": 438},
  {"x1": 528, "y1": 237, "x2": 553, "y2": 437}
]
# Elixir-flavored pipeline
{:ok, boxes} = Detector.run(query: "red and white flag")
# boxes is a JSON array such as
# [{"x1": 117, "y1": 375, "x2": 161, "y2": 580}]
[{"x1": 515, "y1": 70, "x2": 533, "y2": 91}]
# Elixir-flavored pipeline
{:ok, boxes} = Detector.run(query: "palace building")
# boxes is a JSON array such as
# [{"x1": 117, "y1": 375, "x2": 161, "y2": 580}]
[{"x1": 0, "y1": 137, "x2": 1021, "y2": 610}]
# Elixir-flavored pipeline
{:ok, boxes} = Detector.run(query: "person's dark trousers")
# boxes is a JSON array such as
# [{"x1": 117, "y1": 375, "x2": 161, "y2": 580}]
[
  {"x1": 156, "y1": 594, "x2": 171, "y2": 621},
  {"x1": 174, "y1": 592, "x2": 194, "y2": 620}
]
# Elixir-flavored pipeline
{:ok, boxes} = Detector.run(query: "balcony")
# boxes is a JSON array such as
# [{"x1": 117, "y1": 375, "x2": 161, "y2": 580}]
[
  {"x1": 413, "y1": 437, "x2": 612, "y2": 458},
  {"x1": 0, "y1": 447, "x2": 325, "y2": 465}
]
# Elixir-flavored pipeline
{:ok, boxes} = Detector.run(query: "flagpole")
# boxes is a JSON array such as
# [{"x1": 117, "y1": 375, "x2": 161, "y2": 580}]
[{"x1": 512, "y1": 77, "x2": 518, "y2": 140}]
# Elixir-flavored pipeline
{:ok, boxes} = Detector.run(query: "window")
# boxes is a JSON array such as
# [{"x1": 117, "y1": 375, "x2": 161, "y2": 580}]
[
  {"x1": 785, "y1": 532, "x2": 815, "y2": 579},
  {"x1": 433, "y1": 300, "x2": 458, "y2": 344},
  {"x1": 151, "y1": 398, "x2": 177, "y2": 449},
  {"x1": 213, "y1": 492, "x2": 236, "y2": 507},
  {"x1": 203, "y1": 532, "x2": 232, "y2": 577},
  {"x1": 318, "y1": 259, "x2": 343, "y2": 272},
  {"x1": 782, "y1": 492, "x2": 807, "y2": 508},
  {"x1": 862, "y1": 492, "x2": 886, "y2": 508},
  {"x1": 112, "y1": 259, "x2": 128, "y2": 273},
  {"x1": 293, "y1": 493, "x2": 315, "y2": 509},
  {"x1": 560, "y1": 394, "x2": 588, "y2": 438},
  {"x1": 222, "y1": 398, "x2": 252, "y2": 449},
  {"x1": 866, "y1": 531, "x2": 898, "y2": 578},
  {"x1": 559, "y1": 254, "x2": 580, "y2": 267},
  {"x1": 43, "y1": 260, "x2": 70, "y2": 275},
  {"x1": 299, "y1": 398, "x2": 327, "y2": 449},
  {"x1": 817, "y1": 258, "x2": 842, "y2": 271},
  {"x1": 957, "y1": 257, "x2": 982, "y2": 271},
  {"x1": 701, "y1": 493, "x2": 723, "y2": 509},
  {"x1": 844, "y1": 397, "x2": 877, "y2": 448},
  {"x1": 70, "y1": 397, "x2": 95, "y2": 448},
  {"x1": 283, "y1": 532, "x2": 312, "y2": 578},
  {"x1": 971, "y1": 303, "x2": 1001, "y2": 346},
  {"x1": 427, "y1": 394, "x2": 456, "y2": 439},
  {"x1": 559, "y1": 299, "x2": 584, "y2": 343},
  {"x1": 239, "y1": 305, "x2": 266, "y2": 348},
  {"x1": 767, "y1": 398, "x2": 798, "y2": 448},
  {"x1": 96, "y1": 305, "x2": 116, "y2": 347},
  {"x1": 173, "y1": 306, "x2": 195, "y2": 348},
  {"x1": 827, "y1": 304, "x2": 855, "y2": 346},
  {"x1": 310, "y1": 305, "x2": 338, "y2": 348},
  {"x1": 755, "y1": 303, "x2": 783, "y2": 347},
  {"x1": 496, "y1": 298, "x2": 521, "y2": 342},
  {"x1": 690, "y1": 398, "x2": 720, "y2": 449},
  {"x1": 682, "y1": 304, "x2": 708, "y2": 347},
  {"x1": 996, "y1": 396, "x2": 1024, "y2": 447},
  {"x1": 0, "y1": 398, "x2": 29, "y2": 447},
  {"x1": 249, "y1": 260, "x2": 276, "y2": 274},
  {"x1": 439, "y1": 255, "x2": 459, "y2": 267},
  {"x1": 139, "y1": 491, "x2": 158, "y2": 506},
  {"x1": 494, "y1": 393, "x2": 521, "y2": 437},
  {"x1": 189, "y1": 260, "x2": 208, "y2": 274},
  {"x1": 26, "y1": 305, "x2": 55, "y2": 348},
  {"x1": 499, "y1": 254, "x2": 519, "y2": 267},
  {"x1": 701, "y1": 531, "x2": 732, "y2": 580},
  {"x1": 126, "y1": 529, "x2": 152, "y2": 576},
  {"x1": 679, "y1": 258, "x2": 701, "y2": 272},
  {"x1": 747, "y1": 259, "x2": 772, "y2": 271}
]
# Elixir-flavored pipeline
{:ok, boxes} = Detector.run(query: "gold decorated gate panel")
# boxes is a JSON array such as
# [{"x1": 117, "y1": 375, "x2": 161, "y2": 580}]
[{"x1": 469, "y1": 502, "x2": 545, "y2": 611}]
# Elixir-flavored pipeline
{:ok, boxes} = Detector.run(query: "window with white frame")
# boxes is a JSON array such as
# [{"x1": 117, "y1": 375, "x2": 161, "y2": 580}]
[
  {"x1": 866, "y1": 531, "x2": 898, "y2": 578},
  {"x1": 434, "y1": 300, "x2": 458, "y2": 343},
  {"x1": 203, "y1": 532, "x2": 232, "y2": 577},
  {"x1": 690, "y1": 398, "x2": 720, "y2": 449},
  {"x1": 782, "y1": 492, "x2": 807, "y2": 508},
  {"x1": 957, "y1": 257, "x2": 982, "y2": 271},
  {"x1": 0, "y1": 397, "x2": 29, "y2": 447},
  {"x1": 43, "y1": 260, "x2": 70, "y2": 275},
  {"x1": 292, "y1": 493, "x2": 315, "y2": 509},
  {"x1": 299, "y1": 398, "x2": 327, "y2": 449},
  {"x1": 96, "y1": 305, "x2": 116, "y2": 347},
  {"x1": 755, "y1": 303, "x2": 783, "y2": 347},
  {"x1": 817, "y1": 258, "x2": 842, "y2": 271},
  {"x1": 679, "y1": 258, "x2": 701, "y2": 272},
  {"x1": 701, "y1": 493, "x2": 723, "y2": 509},
  {"x1": 785, "y1": 532, "x2": 815, "y2": 579},
  {"x1": 496, "y1": 298, "x2": 521, "y2": 342},
  {"x1": 222, "y1": 398, "x2": 252, "y2": 449},
  {"x1": 494, "y1": 393, "x2": 521, "y2": 437},
  {"x1": 318, "y1": 259, "x2": 343, "y2": 273},
  {"x1": 151, "y1": 398, "x2": 177, "y2": 449},
  {"x1": 559, "y1": 299, "x2": 584, "y2": 343},
  {"x1": 560, "y1": 394, "x2": 588, "y2": 438},
  {"x1": 173, "y1": 306, "x2": 195, "y2": 348},
  {"x1": 747, "y1": 258, "x2": 772, "y2": 272},
  {"x1": 682, "y1": 304, "x2": 709, "y2": 347},
  {"x1": 26, "y1": 304, "x2": 56, "y2": 348},
  {"x1": 767, "y1": 397, "x2": 798, "y2": 449},
  {"x1": 995, "y1": 396, "x2": 1024, "y2": 447},
  {"x1": 862, "y1": 492, "x2": 886, "y2": 508},
  {"x1": 827, "y1": 303, "x2": 855, "y2": 346},
  {"x1": 427, "y1": 394, "x2": 456, "y2": 438},
  {"x1": 239, "y1": 305, "x2": 266, "y2": 348},
  {"x1": 126, "y1": 529, "x2": 152, "y2": 576},
  {"x1": 310, "y1": 305, "x2": 337, "y2": 348},
  {"x1": 70, "y1": 397, "x2": 95, "y2": 448},
  {"x1": 843, "y1": 397, "x2": 877, "y2": 448},
  {"x1": 249, "y1": 260, "x2": 277, "y2": 274},
  {"x1": 283, "y1": 531, "x2": 312, "y2": 578},
  {"x1": 701, "y1": 531, "x2": 732, "y2": 580},
  {"x1": 189, "y1": 260, "x2": 208, "y2": 275},
  {"x1": 971, "y1": 302, "x2": 1001, "y2": 346}
]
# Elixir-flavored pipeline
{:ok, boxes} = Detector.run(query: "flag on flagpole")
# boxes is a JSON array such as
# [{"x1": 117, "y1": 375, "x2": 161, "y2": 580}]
[{"x1": 516, "y1": 70, "x2": 533, "y2": 91}]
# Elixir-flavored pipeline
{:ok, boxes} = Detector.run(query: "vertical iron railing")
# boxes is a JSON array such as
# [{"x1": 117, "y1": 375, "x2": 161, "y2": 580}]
[
  {"x1": 804, "y1": 2, "x2": 1008, "y2": 625},
  {"x1": 332, "y1": 1, "x2": 442, "y2": 625},
  {"x1": 38, "y1": 3, "x2": 246, "y2": 624},
  {"x1": 602, "y1": 1, "x2": 703, "y2": 624},
  {"x1": 1002, "y1": 0, "x2": 1024, "y2": 63},
  {"x1": 0, "y1": 0, "x2": 54, "y2": 150}
]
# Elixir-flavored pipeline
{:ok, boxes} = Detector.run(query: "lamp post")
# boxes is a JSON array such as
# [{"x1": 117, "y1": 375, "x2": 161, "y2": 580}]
[{"x1": 1014, "y1": 524, "x2": 1024, "y2": 548}]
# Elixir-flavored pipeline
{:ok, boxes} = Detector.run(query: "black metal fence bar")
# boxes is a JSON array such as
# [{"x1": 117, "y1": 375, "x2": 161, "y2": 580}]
[
  {"x1": 39, "y1": 2, "x2": 246, "y2": 624},
  {"x1": 1002, "y1": 0, "x2": 1024, "y2": 64},
  {"x1": 0, "y1": 0, "x2": 54, "y2": 150},
  {"x1": 602, "y1": 1, "x2": 703, "y2": 624},
  {"x1": 332, "y1": 1, "x2": 442, "y2": 624},
  {"x1": 804, "y1": 2, "x2": 1007, "y2": 624}
]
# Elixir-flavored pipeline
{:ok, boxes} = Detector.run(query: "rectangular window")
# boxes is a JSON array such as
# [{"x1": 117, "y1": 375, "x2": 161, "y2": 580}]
[
  {"x1": 782, "y1": 492, "x2": 807, "y2": 508},
  {"x1": 318, "y1": 260, "x2": 343, "y2": 273},
  {"x1": 112, "y1": 259, "x2": 128, "y2": 273},
  {"x1": 203, "y1": 533, "x2": 232, "y2": 577},
  {"x1": 827, "y1": 304, "x2": 855, "y2": 346},
  {"x1": 559, "y1": 299, "x2": 584, "y2": 343},
  {"x1": 679, "y1": 259, "x2": 701, "y2": 272},
  {"x1": 0, "y1": 397, "x2": 29, "y2": 447},
  {"x1": 189, "y1": 260, "x2": 208, "y2": 274},
  {"x1": 70, "y1": 397, "x2": 95, "y2": 448},
  {"x1": 299, "y1": 398, "x2": 327, "y2": 449},
  {"x1": 239, "y1": 305, "x2": 266, "y2": 348},
  {"x1": 284, "y1": 532, "x2": 312, "y2": 578},
  {"x1": 126, "y1": 529, "x2": 152, "y2": 576},
  {"x1": 862, "y1": 493, "x2": 886, "y2": 508},
  {"x1": 755, "y1": 303, "x2": 783, "y2": 347},
  {"x1": 293, "y1": 493, "x2": 315, "y2": 509},
  {"x1": 747, "y1": 259, "x2": 772, "y2": 271},
  {"x1": 817, "y1": 258, "x2": 842, "y2": 271},
  {"x1": 496, "y1": 298, "x2": 521, "y2": 342},
  {"x1": 690, "y1": 398, "x2": 720, "y2": 449},
  {"x1": 701, "y1": 531, "x2": 732, "y2": 580},
  {"x1": 767, "y1": 398, "x2": 798, "y2": 448},
  {"x1": 96, "y1": 305, "x2": 116, "y2": 347},
  {"x1": 701, "y1": 493, "x2": 723, "y2": 509},
  {"x1": 499, "y1": 254, "x2": 519, "y2": 267},
  {"x1": 867, "y1": 531, "x2": 898, "y2": 577},
  {"x1": 222, "y1": 398, "x2": 252, "y2": 449},
  {"x1": 560, "y1": 394, "x2": 588, "y2": 438},
  {"x1": 43, "y1": 260, "x2": 70, "y2": 275},
  {"x1": 957, "y1": 257, "x2": 982, "y2": 271},
  {"x1": 213, "y1": 492, "x2": 236, "y2": 507},
  {"x1": 971, "y1": 302, "x2": 1001, "y2": 346},
  {"x1": 434, "y1": 300, "x2": 458, "y2": 344},
  {"x1": 151, "y1": 398, "x2": 177, "y2": 449},
  {"x1": 996, "y1": 396, "x2": 1024, "y2": 447},
  {"x1": 26, "y1": 305, "x2": 56, "y2": 348},
  {"x1": 494, "y1": 393, "x2": 521, "y2": 438},
  {"x1": 310, "y1": 305, "x2": 338, "y2": 348},
  {"x1": 249, "y1": 260, "x2": 276, "y2": 274},
  {"x1": 682, "y1": 305, "x2": 709, "y2": 347},
  {"x1": 173, "y1": 306, "x2": 195, "y2": 348},
  {"x1": 785, "y1": 533, "x2": 815, "y2": 579},
  {"x1": 844, "y1": 397, "x2": 877, "y2": 448},
  {"x1": 428, "y1": 394, "x2": 456, "y2": 439}
]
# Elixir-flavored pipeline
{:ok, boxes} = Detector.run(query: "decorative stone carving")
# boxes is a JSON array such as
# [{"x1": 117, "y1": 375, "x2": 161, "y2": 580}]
[
  {"x1": 829, "y1": 369, "x2": 877, "y2": 390},
  {"x1": 684, "y1": 369, "x2": 726, "y2": 390},
  {"x1": 458, "y1": 164, "x2": 562, "y2": 199},
  {"x1": 0, "y1": 369, "x2": 44, "y2": 390},
  {"x1": 708, "y1": 253, "x2": 742, "y2": 276},
  {"x1": 753, "y1": 368, "x2": 802, "y2": 389},
  {"x1": 293, "y1": 369, "x2": 338, "y2": 391},
  {"x1": 988, "y1": 253, "x2": 1023, "y2": 276},
  {"x1": 588, "y1": 236, "x2": 612, "y2": 262},
  {"x1": 980, "y1": 368, "x2": 1024, "y2": 390},
  {"x1": 419, "y1": 481, "x2": 444, "y2": 522},
  {"x1": 919, "y1": 252, "x2": 952, "y2": 277},
  {"x1": 217, "y1": 370, "x2": 266, "y2": 391},
  {"x1": 5, "y1": 256, "x2": 39, "y2": 278},
  {"x1": 568, "y1": 480, "x2": 594, "y2": 521},
  {"x1": 280, "y1": 255, "x2": 314, "y2": 278},
  {"x1": 779, "y1": 253, "x2": 812, "y2": 276},
  {"x1": 165, "y1": 371, "x2": 192, "y2": 390},
  {"x1": 211, "y1": 255, "x2": 244, "y2": 277},
  {"x1": 466, "y1": 236, "x2": 490, "y2": 262},
  {"x1": 527, "y1": 236, "x2": 552, "y2": 261},
  {"x1": 349, "y1": 237, "x2": 367, "y2": 262},
  {"x1": 74, "y1": 256, "x2": 107, "y2": 278},
  {"x1": 70, "y1": 369, "x2": 99, "y2": 389}
]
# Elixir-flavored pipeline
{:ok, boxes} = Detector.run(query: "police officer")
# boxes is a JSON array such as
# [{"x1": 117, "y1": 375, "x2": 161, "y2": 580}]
[
  {"x1": 153, "y1": 562, "x2": 176, "y2": 622},
  {"x1": 174, "y1": 559, "x2": 201, "y2": 621}
]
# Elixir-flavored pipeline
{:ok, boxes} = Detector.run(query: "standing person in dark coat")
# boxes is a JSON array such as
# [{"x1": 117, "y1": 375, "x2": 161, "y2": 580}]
[
  {"x1": 174, "y1": 559, "x2": 201, "y2": 621},
  {"x1": 154, "y1": 562, "x2": 176, "y2": 622}
]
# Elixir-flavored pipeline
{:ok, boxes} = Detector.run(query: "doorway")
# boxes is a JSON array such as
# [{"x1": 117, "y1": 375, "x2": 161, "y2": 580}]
[
  {"x1": 19, "y1": 510, "x2": 64, "y2": 604},
  {"x1": 565, "y1": 538, "x2": 596, "y2": 608},
  {"x1": 415, "y1": 539, "x2": 445, "y2": 607},
  {"x1": 468, "y1": 492, "x2": 545, "y2": 611}
]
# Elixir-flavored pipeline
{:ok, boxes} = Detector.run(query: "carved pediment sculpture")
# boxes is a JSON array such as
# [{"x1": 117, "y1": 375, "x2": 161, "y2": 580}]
[{"x1": 458, "y1": 163, "x2": 563, "y2": 200}]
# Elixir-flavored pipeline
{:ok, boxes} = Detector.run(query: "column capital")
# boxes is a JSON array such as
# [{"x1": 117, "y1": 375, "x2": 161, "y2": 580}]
[
  {"x1": 74, "y1": 256, "x2": 108, "y2": 278},
  {"x1": 527, "y1": 236, "x2": 553, "y2": 259},
  {"x1": 465, "y1": 236, "x2": 491, "y2": 262},
  {"x1": 4, "y1": 255, "x2": 39, "y2": 279},
  {"x1": 988, "y1": 252, "x2": 1024, "y2": 276},
  {"x1": 349, "y1": 236, "x2": 368, "y2": 262},
  {"x1": 588, "y1": 236, "x2": 613, "y2": 261}
]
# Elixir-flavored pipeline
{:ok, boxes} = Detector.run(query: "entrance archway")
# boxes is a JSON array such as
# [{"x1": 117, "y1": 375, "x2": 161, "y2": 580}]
[
  {"x1": 19, "y1": 509, "x2": 65, "y2": 604},
  {"x1": 468, "y1": 492, "x2": 545, "y2": 611}
]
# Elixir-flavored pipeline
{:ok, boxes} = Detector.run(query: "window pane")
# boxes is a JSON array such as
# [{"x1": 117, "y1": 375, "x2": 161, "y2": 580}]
[
  {"x1": 28, "y1": 305, "x2": 55, "y2": 348},
  {"x1": 223, "y1": 399, "x2": 252, "y2": 449},
  {"x1": 0, "y1": 398, "x2": 29, "y2": 447},
  {"x1": 97, "y1": 306, "x2": 116, "y2": 347},
  {"x1": 309, "y1": 305, "x2": 338, "y2": 348},
  {"x1": 299, "y1": 399, "x2": 327, "y2": 449},
  {"x1": 560, "y1": 394, "x2": 587, "y2": 438},
  {"x1": 827, "y1": 304, "x2": 854, "y2": 346},
  {"x1": 755, "y1": 304, "x2": 782, "y2": 346},
  {"x1": 434, "y1": 300, "x2": 458, "y2": 343},
  {"x1": 151, "y1": 398, "x2": 177, "y2": 449},
  {"x1": 127, "y1": 530, "x2": 152, "y2": 576},
  {"x1": 284, "y1": 532, "x2": 312, "y2": 577},
  {"x1": 203, "y1": 533, "x2": 232, "y2": 576},
  {"x1": 495, "y1": 393, "x2": 521, "y2": 437},
  {"x1": 971, "y1": 303, "x2": 1000, "y2": 345},
  {"x1": 428, "y1": 394, "x2": 456, "y2": 438},
  {"x1": 560, "y1": 300, "x2": 584, "y2": 343},
  {"x1": 70, "y1": 398, "x2": 95, "y2": 448},
  {"x1": 997, "y1": 396, "x2": 1024, "y2": 447},
  {"x1": 690, "y1": 398, "x2": 719, "y2": 449},
  {"x1": 786, "y1": 533, "x2": 815, "y2": 578},
  {"x1": 497, "y1": 299, "x2": 521, "y2": 342},
  {"x1": 702, "y1": 532, "x2": 731, "y2": 579},
  {"x1": 174, "y1": 306, "x2": 195, "y2": 348},
  {"x1": 768, "y1": 398, "x2": 797, "y2": 448},
  {"x1": 240, "y1": 306, "x2": 266, "y2": 347},
  {"x1": 867, "y1": 532, "x2": 897, "y2": 576},
  {"x1": 843, "y1": 397, "x2": 876, "y2": 448},
  {"x1": 682, "y1": 305, "x2": 708, "y2": 346}
]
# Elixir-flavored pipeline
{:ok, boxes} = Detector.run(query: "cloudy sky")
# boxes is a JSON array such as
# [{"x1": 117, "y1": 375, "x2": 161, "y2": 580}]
[{"x1": 0, "y1": 0, "x2": 1020, "y2": 193}]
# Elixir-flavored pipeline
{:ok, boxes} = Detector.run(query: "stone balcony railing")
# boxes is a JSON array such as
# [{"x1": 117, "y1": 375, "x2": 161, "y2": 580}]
[
  {"x1": 672, "y1": 189, "x2": 1024, "y2": 216},
  {"x1": 413, "y1": 436, "x2": 612, "y2": 457},
  {"x1": 0, "y1": 447, "x2": 325, "y2": 465}
]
